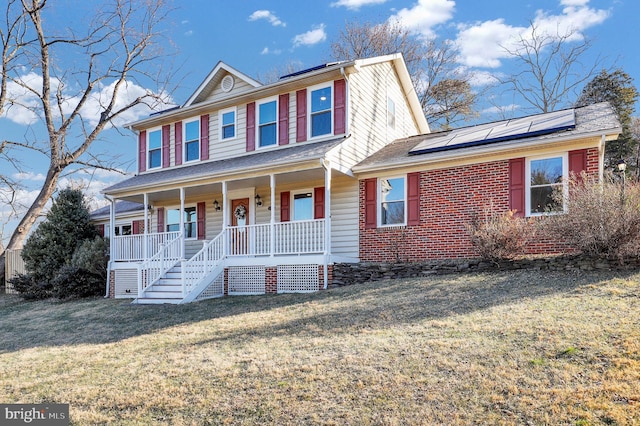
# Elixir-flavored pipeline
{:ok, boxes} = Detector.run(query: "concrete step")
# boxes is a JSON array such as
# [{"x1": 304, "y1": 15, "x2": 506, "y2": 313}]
[{"x1": 134, "y1": 297, "x2": 182, "y2": 305}]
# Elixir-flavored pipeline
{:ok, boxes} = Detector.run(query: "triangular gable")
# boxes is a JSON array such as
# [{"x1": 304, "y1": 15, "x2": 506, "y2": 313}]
[{"x1": 184, "y1": 61, "x2": 262, "y2": 107}]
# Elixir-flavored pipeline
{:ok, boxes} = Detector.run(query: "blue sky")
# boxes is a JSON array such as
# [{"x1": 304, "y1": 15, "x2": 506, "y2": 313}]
[{"x1": 1, "y1": 0, "x2": 638, "y2": 245}]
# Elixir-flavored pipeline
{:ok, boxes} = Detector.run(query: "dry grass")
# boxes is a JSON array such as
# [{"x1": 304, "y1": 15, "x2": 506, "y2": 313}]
[{"x1": 1, "y1": 270, "x2": 639, "y2": 425}]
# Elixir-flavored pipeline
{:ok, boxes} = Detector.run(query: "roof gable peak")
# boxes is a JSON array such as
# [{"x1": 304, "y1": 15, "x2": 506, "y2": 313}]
[{"x1": 184, "y1": 61, "x2": 262, "y2": 107}]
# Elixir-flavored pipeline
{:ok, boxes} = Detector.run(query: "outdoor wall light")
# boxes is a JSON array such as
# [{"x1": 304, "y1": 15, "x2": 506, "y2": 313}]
[
  {"x1": 255, "y1": 194, "x2": 263, "y2": 206},
  {"x1": 213, "y1": 199, "x2": 221, "y2": 211}
]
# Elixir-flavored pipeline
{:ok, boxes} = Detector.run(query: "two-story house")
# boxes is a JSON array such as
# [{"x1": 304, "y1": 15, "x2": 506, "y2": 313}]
[
  {"x1": 102, "y1": 53, "x2": 622, "y2": 304},
  {"x1": 102, "y1": 53, "x2": 429, "y2": 303}
]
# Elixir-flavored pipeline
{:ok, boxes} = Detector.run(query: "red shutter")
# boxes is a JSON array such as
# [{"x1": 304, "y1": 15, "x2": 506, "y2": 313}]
[
  {"x1": 569, "y1": 149, "x2": 587, "y2": 182},
  {"x1": 314, "y1": 187, "x2": 325, "y2": 219},
  {"x1": 162, "y1": 125, "x2": 170, "y2": 168},
  {"x1": 509, "y1": 158, "x2": 526, "y2": 217},
  {"x1": 200, "y1": 114, "x2": 210, "y2": 160},
  {"x1": 197, "y1": 202, "x2": 206, "y2": 240},
  {"x1": 407, "y1": 172, "x2": 420, "y2": 225},
  {"x1": 334, "y1": 79, "x2": 346, "y2": 135},
  {"x1": 246, "y1": 102, "x2": 256, "y2": 152},
  {"x1": 281, "y1": 191, "x2": 290, "y2": 222},
  {"x1": 138, "y1": 130, "x2": 146, "y2": 173},
  {"x1": 364, "y1": 178, "x2": 377, "y2": 229},
  {"x1": 279, "y1": 93, "x2": 289, "y2": 146},
  {"x1": 96, "y1": 224, "x2": 105, "y2": 237},
  {"x1": 296, "y1": 89, "x2": 307, "y2": 142},
  {"x1": 174, "y1": 122, "x2": 183, "y2": 166},
  {"x1": 157, "y1": 207, "x2": 165, "y2": 233},
  {"x1": 132, "y1": 220, "x2": 141, "y2": 235}
]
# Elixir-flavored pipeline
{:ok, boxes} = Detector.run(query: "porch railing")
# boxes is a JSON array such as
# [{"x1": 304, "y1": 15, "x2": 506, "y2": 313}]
[
  {"x1": 113, "y1": 231, "x2": 181, "y2": 261},
  {"x1": 225, "y1": 219, "x2": 325, "y2": 256},
  {"x1": 138, "y1": 232, "x2": 182, "y2": 295},
  {"x1": 182, "y1": 232, "x2": 225, "y2": 296}
]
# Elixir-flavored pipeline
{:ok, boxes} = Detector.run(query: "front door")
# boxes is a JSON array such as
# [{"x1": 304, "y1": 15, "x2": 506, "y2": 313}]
[{"x1": 230, "y1": 198, "x2": 249, "y2": 255}]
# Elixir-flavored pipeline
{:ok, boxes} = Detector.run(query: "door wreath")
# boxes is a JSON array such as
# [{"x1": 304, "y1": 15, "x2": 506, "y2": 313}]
[{"x1": 234, "y1": 204, "x2": 247, "y2": 220}]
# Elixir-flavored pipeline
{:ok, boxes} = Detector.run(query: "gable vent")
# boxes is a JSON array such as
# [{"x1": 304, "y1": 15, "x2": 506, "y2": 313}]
[{"x1": 221, "y1": 75, "x2": 234, "y2": 93}]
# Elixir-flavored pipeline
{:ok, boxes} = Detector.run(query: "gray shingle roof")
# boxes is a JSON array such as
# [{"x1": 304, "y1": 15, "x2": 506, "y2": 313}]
[
  {"x1": 104, "y1": 137, "x2": 345, "y2": 195},
  {"x1": 90, "y1": 200, "x2": 145, "y2": 219},
  {"x1": 355, "y1": 102, "x2": 621, "y2": 171}
]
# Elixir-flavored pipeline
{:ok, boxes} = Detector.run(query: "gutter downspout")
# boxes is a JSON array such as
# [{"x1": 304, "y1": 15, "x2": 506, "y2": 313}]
[
  {"x1": 340, "y1": 66, "x2": 350, "y2": 137},
  {"x1": 599, "y1": 134, "x2": 606, "y2": 182},
  {"x1": 104, "y1": 195, "x2": 115, "y2": 298}
]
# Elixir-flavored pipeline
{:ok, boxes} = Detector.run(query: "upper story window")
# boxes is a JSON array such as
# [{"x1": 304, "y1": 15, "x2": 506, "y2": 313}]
[
  {"x1": 310, "y1": 85, "x2": 332, "y2": 138},
  {"x1": 293, "y1": 191, "x2": 313, "y2": 221},
  {"x1": 258, "y1": 98, "x2": 277, "y2": 147},
  {"x1": 379, "y1": 176, "x2": 406, "y2": 226},
  {"x1": 220, "y1": 108, "x2": 236, "y2": 140},
  {"x1": 166, "y1": 206, "x2": 197, "y2": 239},
  {"x1": 184, "y1": 119, "x2": 200, "y2": 162},
  {"x1": 147, "y1": 128, "x2": 162, "y2": 169},
  {"x1": 526, "y1": 154, "x2": 567, "y2": 216},
  {"x1": 387, "y1": 97, "x2": 396, "y2": 129}
]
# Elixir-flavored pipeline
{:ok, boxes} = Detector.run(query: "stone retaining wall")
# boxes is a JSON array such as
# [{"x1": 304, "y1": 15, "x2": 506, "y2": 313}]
[{"x1": 331, "y1": 256, "x2": 640, "y2": 287}]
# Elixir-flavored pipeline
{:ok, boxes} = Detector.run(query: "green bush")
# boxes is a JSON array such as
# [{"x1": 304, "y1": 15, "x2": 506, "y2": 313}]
[
  {"x1": 52, "y1": 266, "x2": 104, "y2": 300},
  {"x1": 8, "y1": 274, "x2": 52, "y2": 300},
  {"x1": 15, "y1": 188, "x2": 105, "y2": 301}
]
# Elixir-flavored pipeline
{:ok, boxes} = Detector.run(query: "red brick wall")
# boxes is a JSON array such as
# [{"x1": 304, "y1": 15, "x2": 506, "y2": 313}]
[
  {"x1": 266, "y1": 267, "x2": 277, "y2": 293},
  {"x1": 359, "y1": 148, "x2": 599, "y2": 262}
]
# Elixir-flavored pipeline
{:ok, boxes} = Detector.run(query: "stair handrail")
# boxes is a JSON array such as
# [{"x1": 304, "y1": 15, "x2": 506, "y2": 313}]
[
  {"x1": 182, "y1": 230, "x2": 226, "y2": 297},
  {"x1": 138, "y1": 231, "x2": 183, "y2": 297}
]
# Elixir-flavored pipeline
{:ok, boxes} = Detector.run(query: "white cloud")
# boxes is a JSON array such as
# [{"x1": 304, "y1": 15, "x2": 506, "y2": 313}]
[
  {"x1": 184, "y1": 30, "x2": 193, "y2": 37},
  {"x1": 330, "y1": 0, "x2": 387, "y2": 11},
  {"x1": 12, "y1": 172, "x2": 46, "y2": 182},
  {"x1": 455, "y1": 0, "x2": 610, "y2": 68},
  {"x1": 248, "y1": 10, "x2": 286, "y2": 27},
  {"x1": 260, "y1": 47, "x2": 282, "y2": 55},
  {"x1": 1, "y1": 72, "x2": 173, "y2": 128},
  {"x1": 389, "y1": 0, "x2": 456, "y2": 39},
  {"x1": 292, "y1": 24, "x2": 327, "y2": 48}
]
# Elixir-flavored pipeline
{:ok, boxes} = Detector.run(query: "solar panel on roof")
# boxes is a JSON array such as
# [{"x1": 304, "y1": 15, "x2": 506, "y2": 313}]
[{"x1": 409, "y1": 109, "x2": 576, "y2": 155}]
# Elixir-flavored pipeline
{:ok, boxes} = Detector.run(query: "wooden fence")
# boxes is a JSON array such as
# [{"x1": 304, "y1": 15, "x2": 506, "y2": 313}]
[{"x1": 4, "y1": 249, "x2": 25, "y2": 294}]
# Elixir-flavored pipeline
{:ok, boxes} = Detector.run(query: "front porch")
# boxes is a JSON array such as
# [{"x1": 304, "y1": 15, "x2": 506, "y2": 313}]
[{"x1": 109, "y1": 219, "x2": 330, "y2": 304}]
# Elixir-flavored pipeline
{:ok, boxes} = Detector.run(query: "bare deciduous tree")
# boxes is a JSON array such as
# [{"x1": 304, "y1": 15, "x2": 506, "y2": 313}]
[
  {"x1": 0, "y1": 0, "x2": 175, "y2": 285},
  {"x1": 497, "y1": 22, "x2": 603, "y2": 114},
  {"x1": 329, "y1": 19, "x2": 478, "y2": 130}
]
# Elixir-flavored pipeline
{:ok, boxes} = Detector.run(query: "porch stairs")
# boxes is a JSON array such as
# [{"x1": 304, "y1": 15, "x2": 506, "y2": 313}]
[
  {"x1": 133, "y1": 264, "x2": 184, "y2": 304},
  {"x1": 133, "y1": 231, "x2": 226, "y2": 305}
]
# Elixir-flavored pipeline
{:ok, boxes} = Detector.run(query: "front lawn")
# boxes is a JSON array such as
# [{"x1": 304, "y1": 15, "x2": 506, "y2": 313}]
[{"x1": 1, "y1": 270, "x2": 638, "y2": 425}]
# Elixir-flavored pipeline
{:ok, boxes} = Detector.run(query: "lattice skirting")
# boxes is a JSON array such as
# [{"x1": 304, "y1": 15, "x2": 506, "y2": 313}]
[
  {"x1": 228, "y1": 266, "x2": 266, "y2": 295},
  {"x1": 277, "y1": 264, "x2": 319, "y2": 293},
  {"x1": 195, "y1": 273, "x2": 224, "y2": 301}
]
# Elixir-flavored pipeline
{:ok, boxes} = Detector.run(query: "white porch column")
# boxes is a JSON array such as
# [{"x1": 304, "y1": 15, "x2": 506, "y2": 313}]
[
  {"x1": 270, "y1": 174, "x2": 276, "y2": 257},
  {"x1": 109, "y1": 196, "x2": 116, "y2": 259},
  {"x1": 323, "y1": 160, "x2": 332, "y2": 289},
  {"x1": 222, "y1": 181, "x2": 228, "y2": 255},
  {"x1": 180, "y1": 187, "x2": 185, "y2": 259},
  {"x1": 143, "y1": 193, "x2": 149, "y2": 259}
]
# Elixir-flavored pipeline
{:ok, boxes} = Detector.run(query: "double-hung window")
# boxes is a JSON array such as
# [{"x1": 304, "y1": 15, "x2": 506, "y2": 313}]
[
  {"x1": 166, "y1": 206, "x2": 197, "y2": 239},
  {"x1": 220, "y1": 108, "x2": 236, "y2": 140},
  {"x1": 309, "y1": 85, "x2": 332, "y2": 138},
  {"x1": 147, "y1": 128, "x2": 162, "y2": 169},
  {"x1": 379, "y1": 177, "x2": 406, "y2": 226},
  {"x1": 292, "y1": 191, "x2": 313, "y2": 221},
  {"x1": 258, "y1": 98, "x2": 277, "y2": 147},
  {"x1": 526, "y1": 154, "x2": 567, "y2": 215},
  {"x1": 184, "y1": 119, "x2": 200, "y2": 162}
]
